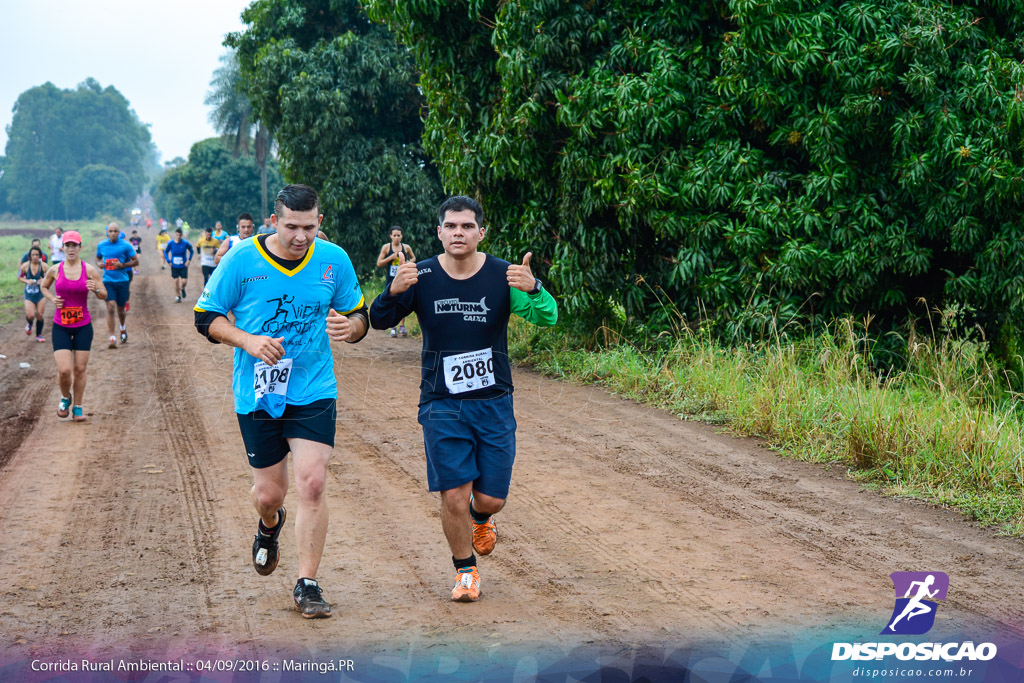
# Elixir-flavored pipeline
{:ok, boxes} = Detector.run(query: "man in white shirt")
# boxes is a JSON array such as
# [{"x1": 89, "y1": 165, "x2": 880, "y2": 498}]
[{"x1": 49, "y1": 227, "x2": 65, "y2": 263}]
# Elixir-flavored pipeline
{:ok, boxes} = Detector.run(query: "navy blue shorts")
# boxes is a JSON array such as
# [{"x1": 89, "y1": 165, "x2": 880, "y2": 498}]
[
  {"x1": 418, "y1": 394, "x2": 517, "y2": 497},
  {"x1": 236, "y1": 398, "x2": 336, "y2": 469},
  {"x1": 171, "y1": 266, "x2": 188, "y2": 279},
  {"x1": 105, "y1": 280, "x2": 130, "y2": 307},
  {"x1": 52, "y1": 322, "x2": 93, "y2": 352}
]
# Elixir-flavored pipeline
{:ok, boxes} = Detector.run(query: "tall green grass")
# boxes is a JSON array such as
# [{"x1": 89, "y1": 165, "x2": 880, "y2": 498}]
[{"x1": 509, "y1": 313, "x2": 1024, "y2": 536}]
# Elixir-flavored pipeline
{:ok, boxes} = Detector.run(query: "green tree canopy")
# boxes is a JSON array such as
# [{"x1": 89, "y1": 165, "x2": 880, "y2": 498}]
[
  {"x1": 60, "y1": 164, "x2": 135, "y2": 219},
  {"x1": 153, "y1": 137, "x2": 282, "y2": 228},
  {"x1": 227, "y1": 0, "x2": 443, "y2": 274},
  {"x1": 369, "y1": 0, "x2": 1024, "y2": 343},
  {"x1": 3, "y1": 78, "x2": 151, "y2": 220}
]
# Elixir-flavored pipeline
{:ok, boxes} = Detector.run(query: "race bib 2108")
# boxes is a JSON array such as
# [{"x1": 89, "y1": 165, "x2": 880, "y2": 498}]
[{"x1": 253, "y1": 358, "x2": 293, "y2": 400}]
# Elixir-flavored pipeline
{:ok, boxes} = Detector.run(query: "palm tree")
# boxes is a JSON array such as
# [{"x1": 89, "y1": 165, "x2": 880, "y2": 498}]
[{"x1": 205, "y1": 50, "x2": 273, "y2": 218}]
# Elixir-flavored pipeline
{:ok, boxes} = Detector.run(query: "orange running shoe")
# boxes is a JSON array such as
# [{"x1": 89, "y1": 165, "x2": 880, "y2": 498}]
[
  {"x1": 451, "y1": 566, "x2": 481, "y2": 602},
  {"x1": 472, "y1": 516, "x2": 497, "y2": 556}
]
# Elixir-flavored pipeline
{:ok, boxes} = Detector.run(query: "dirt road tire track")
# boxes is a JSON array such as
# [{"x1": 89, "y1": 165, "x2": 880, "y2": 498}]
[{"x1": 0, "y1": 263, "x2": 1021, "y2": 661}]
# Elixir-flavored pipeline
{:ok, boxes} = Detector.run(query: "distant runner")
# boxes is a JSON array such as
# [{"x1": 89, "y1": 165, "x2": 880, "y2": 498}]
[
  {"x1": 164, "y1": 228, "x2": 194, "y2": 302},
  {"x1": 95, "y1": 222, "x2": 138, "y2": 347},
  {"x1": 129, "y1": 231, "x2": 143, "y2": 274},
  {"x1": 257, "y1": 216, "x2": 275, "y2": 235},
  {"x1": 195, "y1": 227, "x2": 221, "y2": 286},
  {"x1": 214, "y1": 213, "x2": 255, "y2": 265},
  {"x1": 369, "y1": 195, "x2": 558, "y2": 602},
  {"x1": 49, "y1": 227, "x2": 65, "y2": 264},
  {"x1": 375, "y1": 225, "x2": 415, "y2": 337},
  {"x1": 21, "y1": 239, "x2": 49, "y2": 264},
  {"x1": 39, "y1": 230, "x2": 107, "y2": 422},
  {"x1": 156, "y1": 229, "x2": 170, "y2": 270},
  {"x1": 19, "y1": 246, "x2": 48, "y2": 342}
]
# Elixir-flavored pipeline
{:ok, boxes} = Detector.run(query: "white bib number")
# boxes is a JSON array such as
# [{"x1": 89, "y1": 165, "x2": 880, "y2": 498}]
[
  {"x1": 201, "y1": 254, "x2": 215, "y2": 267},
  {"x1": 172, "y1": 256, "x2": 184, "y2": 265},
  {"x1": 389, "y1": 264, "x2": 398, "y2": 277},
  {"x1": 253, "y1": 358, "x2": 293, "y2": 400},
  {"x1": 443, "y1": 348, "x2": 495, "y2": 395}
]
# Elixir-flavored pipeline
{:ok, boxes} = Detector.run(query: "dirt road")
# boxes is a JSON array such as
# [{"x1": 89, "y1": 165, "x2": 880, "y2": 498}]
[{"x1": 0, "y1": 263, "x2": 1022, "y2": 665}]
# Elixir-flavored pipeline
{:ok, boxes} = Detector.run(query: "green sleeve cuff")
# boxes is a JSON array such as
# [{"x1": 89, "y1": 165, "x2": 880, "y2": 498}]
[{"x1": 510, "y1": 286, "x2": 558, "y2": 326}]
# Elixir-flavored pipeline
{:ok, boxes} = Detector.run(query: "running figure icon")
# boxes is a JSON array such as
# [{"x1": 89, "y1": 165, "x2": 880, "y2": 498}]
[
  {"x1": 888, "y1": 574, "x2": 938, "y2": 631},
  {"x1": 881, "y1": 571, "x2": 949, "y2": 635}
]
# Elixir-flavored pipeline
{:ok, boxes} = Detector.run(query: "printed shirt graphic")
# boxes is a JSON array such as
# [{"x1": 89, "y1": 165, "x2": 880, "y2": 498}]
[
  {"x1": 95, "y1": 239, "x2": 136, "y2": 283},
  {"x1": 194, "y1": 238, "x2": 364, "y2": 414},
  {"x1": 881, "y1": 571, "x2": 949, "y2": 635}
]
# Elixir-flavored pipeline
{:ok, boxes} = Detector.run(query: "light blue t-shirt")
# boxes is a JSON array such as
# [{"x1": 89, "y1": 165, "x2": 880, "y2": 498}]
[
  {"x1": 195, "y1": 237, "x2": 364, "y2": 415},
  {"x1": 95, "y1": 239, "x2": 136, "y2": 283}
]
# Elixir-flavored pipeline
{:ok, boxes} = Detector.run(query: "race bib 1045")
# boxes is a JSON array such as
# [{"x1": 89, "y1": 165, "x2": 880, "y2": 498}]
[
  {"x1": 253, "y1": 358, "x2": 293, "y2": 400},
  {"x1": 59, "y1": 306, "x2": 84, "y2": 325},
  {"x1": 442, "y1": 348, "x2": 495, "y2": 395}
]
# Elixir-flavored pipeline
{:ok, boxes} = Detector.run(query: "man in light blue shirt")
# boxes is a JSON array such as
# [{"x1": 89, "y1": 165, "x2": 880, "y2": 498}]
[{"x1": 193, "y1": 184, "x2": 367, "y2": 619}]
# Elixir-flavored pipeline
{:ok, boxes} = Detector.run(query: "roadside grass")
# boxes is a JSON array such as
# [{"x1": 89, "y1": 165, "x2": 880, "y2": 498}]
[
  {"x1": 0, "y1": 220, "x2": 109, "y2": 324},
  {"x1": 509, "y1": 315, "x2": 1024, "y2": 537}
]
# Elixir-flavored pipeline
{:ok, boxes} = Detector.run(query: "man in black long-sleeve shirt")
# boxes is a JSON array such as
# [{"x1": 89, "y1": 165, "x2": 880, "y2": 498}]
[{"x1": 370, "y1": 195, "x2": 557, "y2": 602}]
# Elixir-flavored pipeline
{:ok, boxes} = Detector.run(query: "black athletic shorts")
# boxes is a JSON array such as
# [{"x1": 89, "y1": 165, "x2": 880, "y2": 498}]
[
  {"x1": 52, "y1": 322, "x2": 94, "y2": 352},
  {"x1": 236, "y1": 398, "x2": 337, "y2": 468},
  {"x1": 171, "y1": 266, "x2": 189, "y2": 279}
]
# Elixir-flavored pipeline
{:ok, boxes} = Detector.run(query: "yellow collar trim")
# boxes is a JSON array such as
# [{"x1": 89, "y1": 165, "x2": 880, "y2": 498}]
[{"x1": 254, "y1": 236, "x2": 314, "y2": 276}]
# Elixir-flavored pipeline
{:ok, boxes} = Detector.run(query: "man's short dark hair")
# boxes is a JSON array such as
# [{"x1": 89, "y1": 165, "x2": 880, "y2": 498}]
[
  {"x1": 175, "y1": 228, "x2": 183, "y2": 234},
  {"x1": 275, "y1": 184, "x2": 320, "y2": 216},
  {"x1": 237, "y1": 212, "x2": 254, "y2": 223},
  {"x1": 438, "y1": 195, "x2": 483, "y2": 227}
]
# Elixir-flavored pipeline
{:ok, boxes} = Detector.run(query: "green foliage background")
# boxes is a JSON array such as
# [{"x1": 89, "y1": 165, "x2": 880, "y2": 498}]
[
  {"x1": 60, "y1": 164, "x2": 135, "y2": 219},
  {"x1": 153, "y1": 138, "x2": 283, "y2": 228},
  {"x1": 227, "y1": 0, "x2": 444, "y2": 275},
  {"x1": 0, "y1": 78, "x2": 152, "y2": 220},
  {"x1": 368, "y1": 0, "x2": 1024, "y2": 347}
]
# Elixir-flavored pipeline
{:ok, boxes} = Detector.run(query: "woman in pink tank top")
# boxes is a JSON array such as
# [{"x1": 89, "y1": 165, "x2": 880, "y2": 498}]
[{"x1": 39, "y1": 231, "x2": 107, "y2": 422}]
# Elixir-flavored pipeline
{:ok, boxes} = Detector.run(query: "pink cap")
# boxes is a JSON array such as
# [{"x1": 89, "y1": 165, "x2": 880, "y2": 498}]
[{"x1": 62, "y1": 230, "x2": 83, "y2": 244}]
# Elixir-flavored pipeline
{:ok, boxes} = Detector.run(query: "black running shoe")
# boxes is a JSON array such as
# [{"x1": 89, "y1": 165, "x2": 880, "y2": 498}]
[
  {"x1": 293, "y1": 578, "x2": 332, "y2": 619},
  {"x1": 251, "y1": 507, "x2": 286, "y2": 576}
]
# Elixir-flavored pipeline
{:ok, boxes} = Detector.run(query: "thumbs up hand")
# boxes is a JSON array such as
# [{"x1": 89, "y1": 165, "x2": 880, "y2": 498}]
[
  {"x1": 506, "y1": 251, "x2": 537, "y2": 292},
  {"x1": 389, "y1": 250, "x2": 419, "y2": 295}
]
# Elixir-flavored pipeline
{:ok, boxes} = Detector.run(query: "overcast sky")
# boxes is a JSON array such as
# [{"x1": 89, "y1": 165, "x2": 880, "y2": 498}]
[{"x1": 0, "y1": 0, "x2": 253, "y2": 163}]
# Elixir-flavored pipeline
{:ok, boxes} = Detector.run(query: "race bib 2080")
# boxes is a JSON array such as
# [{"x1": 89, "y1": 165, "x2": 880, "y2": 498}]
[{"x1": 442, "y1": 348, "x2": 495, "y2": 394}]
